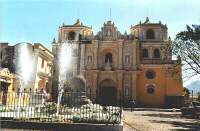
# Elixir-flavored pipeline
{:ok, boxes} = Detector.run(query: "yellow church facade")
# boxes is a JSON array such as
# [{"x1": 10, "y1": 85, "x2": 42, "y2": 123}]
[{"x1": 52, "y1": 18, "x2": 184, "y2": 108}]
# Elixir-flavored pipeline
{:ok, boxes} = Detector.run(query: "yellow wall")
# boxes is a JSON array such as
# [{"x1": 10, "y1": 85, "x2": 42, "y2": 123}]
[
  {"x1": 165, "y1": 70, "x2": 183, "y2": 95},
  {"x1": 138, "y1": 67, "x2": 183, "y2": 107}
]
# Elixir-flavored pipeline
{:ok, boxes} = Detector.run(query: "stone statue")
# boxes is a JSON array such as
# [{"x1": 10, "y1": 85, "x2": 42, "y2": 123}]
[
  {"x1": 88, "y1": 56, "x2": 92, "y2": 63},
  {"x1": 125, "y1": 56, "x2": 130, "y2": 63},
  {"x1": 53, "y1": 38, "x2": 56, "y2": 43},
  {"x1": 105, "y1": 59, "x2": 111, "y2": 71},
  {"x1": 106, "y1": 59, "x2": 111, "y2": 67}
]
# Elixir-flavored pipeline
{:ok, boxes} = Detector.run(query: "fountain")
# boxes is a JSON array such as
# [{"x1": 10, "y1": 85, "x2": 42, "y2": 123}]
[
  {"x1": 17, "y1": 42, "x2": 33, "y2": 117},
  {"x1": 57, "y1": 41, "x2": 73, "y2": 115},
  {"x1": 7, "y1": 40, "x2": 122, "y2": 126}
]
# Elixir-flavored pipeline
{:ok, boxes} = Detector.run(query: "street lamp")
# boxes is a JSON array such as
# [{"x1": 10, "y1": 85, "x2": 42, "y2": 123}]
[{"x1": 77, "y1": 34, "x2": 82, "y2": 75}]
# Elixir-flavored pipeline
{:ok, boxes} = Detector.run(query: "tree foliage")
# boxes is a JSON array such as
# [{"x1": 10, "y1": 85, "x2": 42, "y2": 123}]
[
  {"x1": 183, "y1": 87, "x2": 191, "y2": 100},
  {"x1": 173, "y1": 25, "x2": 200, "y2": 79},
  {"x1": 163, "y1": 24, "x2": 200, "y2": 80},
  {"x1": 197, "y1": 92, "x2": 200, "y2": 102}
]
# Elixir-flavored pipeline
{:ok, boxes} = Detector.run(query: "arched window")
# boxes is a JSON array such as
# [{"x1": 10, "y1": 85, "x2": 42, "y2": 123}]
[
  {"x1": 107, "y1": 29, "x2": 111, "y2": 36},
  {"x1": 146, "y1": 29, "x2": 155, "y2": 39},
  {"x1": 154, "y1": 49, "x2": 160, "y2": 58},
  {"x1": 68, "y1": 31, "x2": 75, "y2": 40},
  {"x1": 105, "y1": 53, "x2": 112, "y2": 63},
  {"x1": 147, "y1": 84, "x2": 155, "y2": 94},
  {"x1": 142, "y1": 49, "x2": 148, "y2": 58}
]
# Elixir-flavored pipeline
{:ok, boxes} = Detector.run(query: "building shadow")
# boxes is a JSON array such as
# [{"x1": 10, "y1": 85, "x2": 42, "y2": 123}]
[
  {"x1": 143, "y1": 113, "x2": 200, "y2": 131},
  {"x1": 150, "y1": 120, "x2": 200, "y2": 131}
]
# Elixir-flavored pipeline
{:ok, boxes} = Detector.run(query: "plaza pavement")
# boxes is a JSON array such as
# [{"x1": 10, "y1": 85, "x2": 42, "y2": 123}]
[{"x1": 123, "y1": 109, "x2": 200, "y2": 131}]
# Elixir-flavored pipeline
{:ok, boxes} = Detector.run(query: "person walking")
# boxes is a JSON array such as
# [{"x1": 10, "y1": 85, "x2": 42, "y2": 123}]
[{"x1": 130, "y1": 99, "x2": 135, "y2": 112}]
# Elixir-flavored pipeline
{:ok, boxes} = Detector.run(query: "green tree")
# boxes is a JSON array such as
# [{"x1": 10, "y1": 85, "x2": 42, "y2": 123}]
[
  {"x1": 197, "y1": 92, "x2": 200, "y2": 102},
  {"x1": 183, "y1": 87, "x2": 191, "y2": 100},
  {"x1": 163, "y1": 25, "x2": 200, "y2": 80},
  {"x1": 174, "y1": 25, "x2": 200, "y2": 79}
]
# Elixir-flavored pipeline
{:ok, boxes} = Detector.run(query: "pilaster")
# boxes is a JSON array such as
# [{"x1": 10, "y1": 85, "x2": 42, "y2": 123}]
[
  {"x1": 116, "y1": 70, "x2": 124, "y2": 95},
  {"x1": 93, "y1": 41, "x2": 99, "y2": 69},
  {"x1": 131, "y1": 73, "x2": 137, "y2": 100},
  {"x1": 92, "y1": 70, "x2": 100, "y2": 95},
  {"x1": 118, "y1": 40, "x2": 124, "y2": 70},
  {"x1": 150, "y1": 46, "x2": 153, "y2": 59},
  {"x1": 80, "y1": 44, "x2": 85, "y2": 70},
  {"x1": 130, "y1": 71, "x2": 139, "y2": 101},
  {"x1": 132, "y1": 42, "x2": 137, "y2": 70}
]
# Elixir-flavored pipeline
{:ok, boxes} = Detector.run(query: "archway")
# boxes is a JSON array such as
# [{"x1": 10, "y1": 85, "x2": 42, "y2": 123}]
[
  {"x1": 142, "y1": 49, "x2": 148, "y2": 58},
  {"x1": 105, "y1": 53, "x2": 112, "y2": 63},
  {"x1": 146, "y1": 29, "x2": 155, "y2": 39},
  {"x1": 68, "y1": 31, "x2": 76, "y2": 40},
  {"x1": 154, "y1": 49, "x2": 160, "y2": 58},
  {"x1": 99, "y1": 79, "x2": 116, "y2": 104}
]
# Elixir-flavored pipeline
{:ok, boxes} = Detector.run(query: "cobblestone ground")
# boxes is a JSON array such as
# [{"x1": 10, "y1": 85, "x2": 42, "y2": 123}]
[{"x1": 123, "y1": 109, "x2": 200, "y2": 131}]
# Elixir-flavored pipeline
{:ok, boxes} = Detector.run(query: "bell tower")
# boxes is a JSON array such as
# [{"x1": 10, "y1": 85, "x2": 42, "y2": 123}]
[{"x1": 130, "y1": 17, "x2": 168, "y2": 41}]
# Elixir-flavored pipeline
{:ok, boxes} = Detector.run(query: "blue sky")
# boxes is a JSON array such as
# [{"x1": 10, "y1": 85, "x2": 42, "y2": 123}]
[{"x1": 1, "y1": 0, "x2": 200, "y2": 86}]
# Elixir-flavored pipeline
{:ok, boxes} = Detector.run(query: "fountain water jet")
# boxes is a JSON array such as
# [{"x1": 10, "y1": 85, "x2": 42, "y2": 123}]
[
  {"x1": 17, "y1": 42, "x2": 33, "y2": 117},
  {"x1": 57, "y1": 41, "x2": 73, "y2": 115}
]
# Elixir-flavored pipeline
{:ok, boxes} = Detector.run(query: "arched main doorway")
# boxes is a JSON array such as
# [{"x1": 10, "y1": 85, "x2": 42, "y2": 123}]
[{"x1": 99, "y1": 79, "x2": 116, "y2": 104}]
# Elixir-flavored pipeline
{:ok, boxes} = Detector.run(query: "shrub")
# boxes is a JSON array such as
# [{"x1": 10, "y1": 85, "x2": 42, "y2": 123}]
[{"x1": 197, "y1": 92, "x2": 200, "y2": 102}]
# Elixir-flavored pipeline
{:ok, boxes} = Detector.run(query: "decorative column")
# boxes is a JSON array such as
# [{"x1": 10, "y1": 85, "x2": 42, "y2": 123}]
[
  {"x1": 64, "y1": 30, "x2": 68, "y2": 40},
  {"x1": 142, "y1": 28, "x2": 146, "y2": 39},
  {"x1": 150, "y1": 46, "x2": 153, "y2": 59},
  {"x1": 80, "y1": 44, "x2": 85, "y2": 70},
  {"x1": 118, "y1": 40, "x2": 123, "y2": 70},
  {"x1": 162, "y1": 30, "x2": 164, "y2": 40},
  {"x1": 159, "y1": 28, "x2": 162, "y2": 41},
  {"x1": 132, "y1": 42, "x2": 137, "y2": 70},
  {"x1": 139, "y1": 29, "x2": 141, "y2": 39},
  {"x1": 165, "y1": 31, "x2": 168, "y2": 41},
  {"x1": 93, "y1": 41, "x2": 99, "y2": 69},
  {"x1": 62, "y1": 30, "x2": 64, "y2": 42},
  {"x1": 131, "y1": 72, "x2": 137, "y2": 100},
  {"x1": 92, "y1": 70, "x2": 99, "y2": 96},
  {"x1": 117, "y1": 70, "x2": 124, "y2": 99},
  {"x1": 161, "y1": 49, "x2": 164, "y2": 59}
]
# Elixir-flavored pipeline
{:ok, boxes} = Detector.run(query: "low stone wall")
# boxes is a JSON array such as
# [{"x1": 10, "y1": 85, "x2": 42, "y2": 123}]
[{"x1": 1, "y1": 120, "x2": 123, "y2": 131}]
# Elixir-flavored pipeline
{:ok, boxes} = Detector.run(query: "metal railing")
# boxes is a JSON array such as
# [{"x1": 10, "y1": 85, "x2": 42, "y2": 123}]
[{"x1": 0, "y1": 91, "x2": 122, "y2": 124}]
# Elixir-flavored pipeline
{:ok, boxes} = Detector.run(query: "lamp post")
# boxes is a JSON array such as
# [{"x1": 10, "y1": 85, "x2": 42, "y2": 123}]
[
  {"x1": 77, "y1": 34, "x2": 82, "y2": 75},
  {"x1": 191, "y1": 89, "x2": 193, "y2": 101}
]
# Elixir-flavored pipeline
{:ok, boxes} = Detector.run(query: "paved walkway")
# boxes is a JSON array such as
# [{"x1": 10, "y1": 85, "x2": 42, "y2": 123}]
[{"x1": 123, "y1": 109, "x2": 200, "y2": 131}]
